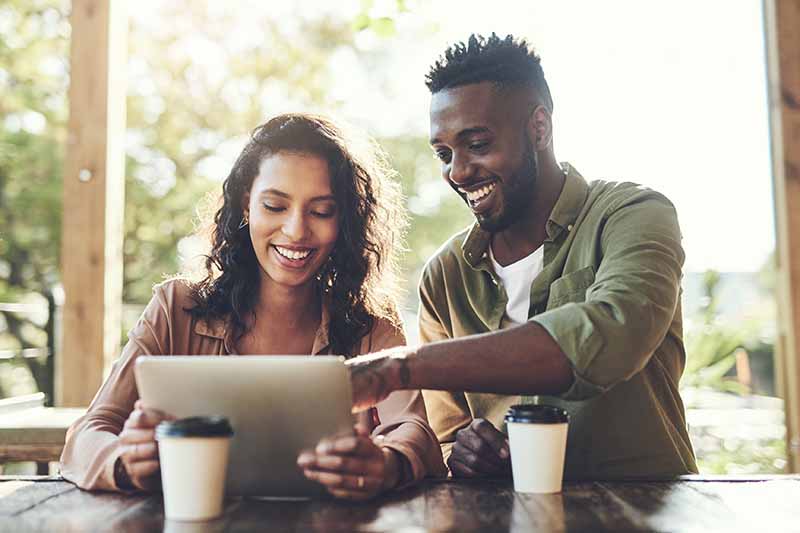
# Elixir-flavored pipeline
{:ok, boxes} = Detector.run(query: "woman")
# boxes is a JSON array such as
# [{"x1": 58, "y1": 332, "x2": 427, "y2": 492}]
[{"x1": 60, "y1": 113, "x2": 445, "y2": 500}]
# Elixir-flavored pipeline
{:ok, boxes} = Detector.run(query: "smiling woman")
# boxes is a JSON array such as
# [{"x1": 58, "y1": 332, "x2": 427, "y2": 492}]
[
  {"x1": 59, "y1": 113, "x2": 446, "y2": 500},
  {"x1": 191, "y1": 113, "x2": 407, "y2": 356}
]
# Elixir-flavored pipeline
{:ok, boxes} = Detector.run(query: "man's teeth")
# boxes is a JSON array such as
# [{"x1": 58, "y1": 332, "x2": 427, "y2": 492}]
[
  {"x1": 274, "y1": 246, "x2": 312, "y2": 260},
  {"x1": 464, "y1": 183, "x2": 495, "y2": 202}
]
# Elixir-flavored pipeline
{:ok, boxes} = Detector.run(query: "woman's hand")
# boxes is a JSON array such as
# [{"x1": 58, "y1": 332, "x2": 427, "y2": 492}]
[
  {"x1": 297, "y1": 422, "x2": 402, "y2": 501},
  {"x1": 116, "y1": 400, "x2": 173, "y2": 491}
]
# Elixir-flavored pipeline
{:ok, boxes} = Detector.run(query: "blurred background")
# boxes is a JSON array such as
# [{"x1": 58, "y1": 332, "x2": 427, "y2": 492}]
[{"x1": 0, "y1": 0, "x2": 784, "y2": 473}]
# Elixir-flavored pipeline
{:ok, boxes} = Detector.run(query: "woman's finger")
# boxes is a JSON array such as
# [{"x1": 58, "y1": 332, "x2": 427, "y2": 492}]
[
  {"x1": 303, "y1": 468, "x2": 381, "y2": 492},
  {"x1": 119, "y1": 427, "x2": 156, "y2": 445},
  {"x1": 125, "y1": 408, "x2": 169, "y2": 429},
  {"x1": 125, "y1": 459, "x2": 160, "y2": 481},
  {"x1": 316, "y1": 435, "x2": 382, "y2": 458},
  {"x1": 310, "y1": 454, "x2": 384, "y2": 477},
  {"x1": 121, "y1": 441, "x2": 159, "y2": 462}
]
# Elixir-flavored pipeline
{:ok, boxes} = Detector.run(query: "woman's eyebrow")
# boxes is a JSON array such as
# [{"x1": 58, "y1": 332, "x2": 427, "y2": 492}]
[
  {"x1": 259, "y1": 188, "x2": 290, "y2": 198},
  {"x1": 259, "y1": 188, "x2": 335, "y2": 203},
  {"x1": 309, "y1": 195, "x2": 336, "y2": 203}
]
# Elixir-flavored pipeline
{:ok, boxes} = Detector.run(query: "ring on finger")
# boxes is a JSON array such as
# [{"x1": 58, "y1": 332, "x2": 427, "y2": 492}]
[{"x1": 357, "y1": 476, "x2": 365, "y2": 489}]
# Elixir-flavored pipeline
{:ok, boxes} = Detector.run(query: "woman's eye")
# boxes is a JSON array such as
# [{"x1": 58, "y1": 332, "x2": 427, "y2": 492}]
[
  {"x1": 263, "y1": 204, "x2": 285, "y2": 212},
  {"x1": 312, "y1": 210, "x2": 336, "y2": 219}
]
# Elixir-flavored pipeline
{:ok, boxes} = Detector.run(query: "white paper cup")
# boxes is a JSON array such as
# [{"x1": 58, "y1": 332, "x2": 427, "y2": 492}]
[
  {"x1": 505, "y1": 405, "x2": 569, "y2": 494},
  {"x1": 156, "y1": 416, "x2": 234, "y2": 521}
]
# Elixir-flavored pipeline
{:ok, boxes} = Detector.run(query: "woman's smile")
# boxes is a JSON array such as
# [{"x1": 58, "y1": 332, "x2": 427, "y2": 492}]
[{"x1": 270, "y1": 244, "x2": 316, "y2": 269}]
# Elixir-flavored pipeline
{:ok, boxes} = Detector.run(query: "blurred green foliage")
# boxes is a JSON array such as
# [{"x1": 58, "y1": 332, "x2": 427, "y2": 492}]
[
  {"x1": 681, "y1": 266, "x2": 785, "y2": 473},
  {"x1": 683, "y1": 271, "x2": 752, "y2": 394},
  {"x1": 0, "y1": 0, "x2": 69, "y2": 399}
]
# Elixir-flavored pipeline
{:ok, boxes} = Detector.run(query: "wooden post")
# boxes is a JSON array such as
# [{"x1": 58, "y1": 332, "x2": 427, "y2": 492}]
[
  {"x1": 764, "y1": 0, "x2": 800, "y2": 473},
  {"x1": 58, "y1": 0, "x2": 127, "y2": 407}
]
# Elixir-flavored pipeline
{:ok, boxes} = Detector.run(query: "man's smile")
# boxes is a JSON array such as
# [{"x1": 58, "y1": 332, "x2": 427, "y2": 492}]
[{"x1": 459, "y1": 180, "x2": 497, "y2": 212}]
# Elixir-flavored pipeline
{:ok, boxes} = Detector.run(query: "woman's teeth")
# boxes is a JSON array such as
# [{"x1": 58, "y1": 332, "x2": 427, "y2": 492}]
[
  {"x1": 274, "y1": 246, "x2": 312, "y2": 260},
  {"x1": 464, "y1": 183, "x2": 495, "y2": 203}
]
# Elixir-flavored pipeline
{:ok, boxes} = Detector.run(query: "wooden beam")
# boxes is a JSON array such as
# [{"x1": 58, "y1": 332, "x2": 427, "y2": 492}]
[
  {"x1": 764, "y1": 0, "x2": 800, "y2": 473},
  {"x1": 58, "y1": 0, "x2": 127, "y2": 406}
]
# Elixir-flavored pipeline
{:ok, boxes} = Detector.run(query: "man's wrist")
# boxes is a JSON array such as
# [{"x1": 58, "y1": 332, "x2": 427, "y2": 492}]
[{"x1": 389, "y1": 346, "x2": 416, "y2": 390}]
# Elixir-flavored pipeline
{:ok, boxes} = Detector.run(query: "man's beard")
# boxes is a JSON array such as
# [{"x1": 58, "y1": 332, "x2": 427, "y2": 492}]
[{"x1": 476, "y1": 143, "x2": 538, "y2": 233}]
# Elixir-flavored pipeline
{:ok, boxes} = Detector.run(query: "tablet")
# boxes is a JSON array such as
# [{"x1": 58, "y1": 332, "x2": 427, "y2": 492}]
[{"x1": 133, "y1": 355, "x2": 354, "y2": 498}]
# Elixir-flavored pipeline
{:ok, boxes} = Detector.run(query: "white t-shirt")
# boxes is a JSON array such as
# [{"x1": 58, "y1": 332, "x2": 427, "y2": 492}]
[{"x1": 489, "y1": 244, "x2": 545, "y2": 325}]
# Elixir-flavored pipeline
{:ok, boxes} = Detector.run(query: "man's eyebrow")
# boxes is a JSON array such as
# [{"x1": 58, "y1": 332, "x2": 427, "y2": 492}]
[{"x1": 430, "y1": 126, "x2": 491, "y2": 145}]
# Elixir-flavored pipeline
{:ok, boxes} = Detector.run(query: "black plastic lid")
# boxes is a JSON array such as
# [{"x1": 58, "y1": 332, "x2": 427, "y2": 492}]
[
  {"x1": 504, "y1": 404, "x2": 569, "y2": 424},
  {"x1": 155, "y1": 416, "x2": 234, "y2": 439}
]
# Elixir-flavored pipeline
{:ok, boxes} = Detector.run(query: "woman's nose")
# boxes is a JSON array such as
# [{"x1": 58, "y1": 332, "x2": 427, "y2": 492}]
[{"x1": 282, "y1": 211, "x2": 308, "y2": 241}]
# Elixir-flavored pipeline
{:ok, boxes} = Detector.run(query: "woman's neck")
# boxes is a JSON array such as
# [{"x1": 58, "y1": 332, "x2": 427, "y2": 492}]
[{"x1": 254, "y1": 276, "x2": 321, "y2": 329}]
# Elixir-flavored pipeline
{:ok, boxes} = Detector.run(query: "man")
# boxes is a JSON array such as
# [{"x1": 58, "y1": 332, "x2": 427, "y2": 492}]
[{"x1": 349, "y1": 33, "x2": 697, "y2": 480}]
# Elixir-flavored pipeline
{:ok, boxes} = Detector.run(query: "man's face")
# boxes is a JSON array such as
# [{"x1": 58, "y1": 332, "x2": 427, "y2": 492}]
[{"x1": 429, "y1": 81, "x2": 538, "y2": 232}]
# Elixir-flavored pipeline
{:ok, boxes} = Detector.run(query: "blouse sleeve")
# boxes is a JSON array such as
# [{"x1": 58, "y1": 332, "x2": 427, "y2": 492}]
[
  {"x1": 363, "y1": 319, "x2": 447, "y2": 483},
  {"x1": 59, "y1": 283, "x2": 176, "y2": 491}
]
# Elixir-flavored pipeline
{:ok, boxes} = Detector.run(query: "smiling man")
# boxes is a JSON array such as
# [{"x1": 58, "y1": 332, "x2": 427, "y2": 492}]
[{"x1": 348, "y1": 33, "x2": 698, "y2": 481}]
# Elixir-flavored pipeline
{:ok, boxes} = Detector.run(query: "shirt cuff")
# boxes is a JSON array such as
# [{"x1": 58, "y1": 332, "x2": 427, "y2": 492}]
[
  {"x1": 377, "y1": 441, "x2": 422, "y2": 488},
  {"x1": 531, "y1": 305, "x2": 608, "y2": 401}
]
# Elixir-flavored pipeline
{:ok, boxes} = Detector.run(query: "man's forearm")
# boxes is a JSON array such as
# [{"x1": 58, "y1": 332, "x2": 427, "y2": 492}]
[{"x1": 405, "y1": 321, "x2": 574, "y2": 395}]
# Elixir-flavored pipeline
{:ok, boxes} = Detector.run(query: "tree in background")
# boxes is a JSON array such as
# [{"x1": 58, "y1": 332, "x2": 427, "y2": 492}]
[
  {"x1": 0, "y1": 0, "x2": 469, "y2": 396},
  {"x1": 0, "y1": 0, "x2": 68, "y2": 398}
]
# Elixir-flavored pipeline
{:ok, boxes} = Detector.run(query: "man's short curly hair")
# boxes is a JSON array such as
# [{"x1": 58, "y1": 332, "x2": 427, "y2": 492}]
[{"x1": 425, "y1": 33, "x2": 553, "y2": 112}]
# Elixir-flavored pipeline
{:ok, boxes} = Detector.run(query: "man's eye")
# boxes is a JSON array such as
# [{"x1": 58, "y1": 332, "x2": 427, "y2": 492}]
[
  {"x1": 469, "y1": 141, "x2": 489, "y2": 151},
  {"x1": 434, "y1": 149, "x2": 451, "y2": 163},
  {"x1": 263, "y1": 204, "x2": 284, "y2": 212}
]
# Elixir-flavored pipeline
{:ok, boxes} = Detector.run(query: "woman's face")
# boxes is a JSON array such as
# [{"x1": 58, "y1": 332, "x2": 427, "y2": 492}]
[{"x1": 243, "y1": 151, "x2": 340, "y2": 290}]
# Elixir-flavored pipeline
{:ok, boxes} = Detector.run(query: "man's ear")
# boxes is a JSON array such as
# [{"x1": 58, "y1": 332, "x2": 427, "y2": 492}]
[{"x1": 527, "y1": 104, "x2": 553, "y2": 151}]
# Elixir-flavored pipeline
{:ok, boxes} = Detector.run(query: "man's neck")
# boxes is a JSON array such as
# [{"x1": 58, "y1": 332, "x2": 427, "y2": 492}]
[{"x1": 491, "y1": 156, "x2": 565, "y2": 266}]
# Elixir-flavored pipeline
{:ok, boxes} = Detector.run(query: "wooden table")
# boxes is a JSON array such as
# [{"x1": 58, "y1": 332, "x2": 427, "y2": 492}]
[
  {"x1": 1, "y1": 476, "x2": 799, "y2": 532},
  {"x1": 0, "y1": 406, "x2": 85, "y2": 465}
]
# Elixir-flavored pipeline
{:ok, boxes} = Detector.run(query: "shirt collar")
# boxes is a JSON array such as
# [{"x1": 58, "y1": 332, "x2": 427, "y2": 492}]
[
  {"x1": 193, "y1": 295, "x2": 332, "y2": 355},
  {"x1": 461, "y1": 162, "x2": 589, "y2": 269},
  {"x1": 545, "y1": 162, "x2": 589, "y2": 238}
]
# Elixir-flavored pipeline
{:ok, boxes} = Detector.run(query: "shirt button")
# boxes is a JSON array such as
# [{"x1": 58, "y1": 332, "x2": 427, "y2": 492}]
[{"x1": 567, "y1": 224, "x2": 574, "y2": 231}]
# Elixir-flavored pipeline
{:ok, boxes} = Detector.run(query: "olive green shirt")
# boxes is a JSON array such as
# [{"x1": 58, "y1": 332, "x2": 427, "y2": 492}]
[{"x1": 419, "y1": 163, "x2": 698, "y2": 480}]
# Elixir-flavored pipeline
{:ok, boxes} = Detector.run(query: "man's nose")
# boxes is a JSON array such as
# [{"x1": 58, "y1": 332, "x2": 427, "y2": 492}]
[{"x1": 447, "y1": 152, "x2": 474, "y2": 186}]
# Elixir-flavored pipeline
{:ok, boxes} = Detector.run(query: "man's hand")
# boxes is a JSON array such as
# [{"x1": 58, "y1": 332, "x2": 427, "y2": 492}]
[
  {"x1": 117, "y1": 400, "x2": 173, "y2": 491},
  {"x1": 448, "y1": 418, "x2": 511, "y2": 478},
  {"x1": 346, "y1": 346, "x2": 413, "y2": 412}
]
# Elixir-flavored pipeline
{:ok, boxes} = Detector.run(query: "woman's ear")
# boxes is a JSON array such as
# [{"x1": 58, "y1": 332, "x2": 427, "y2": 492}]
[
  {"x1": 527, "y1": 104, "x2": 553, "y2": 151},
  {"x1": 241, "y1": 191, "x2": 251, "y2": 218}
]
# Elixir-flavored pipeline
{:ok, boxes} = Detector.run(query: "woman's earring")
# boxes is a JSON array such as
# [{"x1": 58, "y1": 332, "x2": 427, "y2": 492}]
[
  {"x1": 317, "y1": 256, "x2": 336, "y2": 287},
  {"x1": 238, "y1": 214, "x2": 249, "y2": 229}
]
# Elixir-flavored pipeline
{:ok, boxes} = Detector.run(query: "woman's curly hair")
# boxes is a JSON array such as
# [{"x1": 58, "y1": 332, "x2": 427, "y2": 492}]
[{"x1": 189, "y1": 113, "x2": 407, "y2": 356}]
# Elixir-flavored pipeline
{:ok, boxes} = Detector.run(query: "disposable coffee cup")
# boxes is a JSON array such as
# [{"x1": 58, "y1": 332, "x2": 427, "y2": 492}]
[
  {"x1": 505, "y1": 404, "x2": 569, "y2": 494},
  {"x1": 156, "y1": 416, "x2": 234, "y2": 521}
]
